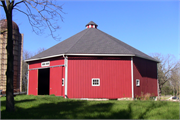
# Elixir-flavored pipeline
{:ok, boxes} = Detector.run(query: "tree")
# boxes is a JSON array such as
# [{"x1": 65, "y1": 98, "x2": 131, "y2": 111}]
[
  {"x1": 151, "y1": 53, "x2": 178, "y2": 96},
  {"x1": 0, "y1": 0, "x2": 64, "y2": 111},
  {"x1": 170, "y1": 60, "x2": 180, "y2": 96},
  {"x1": 161, "y1": 82, "x2": 173, "y2": 95},
  {"x1": 22, "y1": 50, "x2": 32, "y2": 92},
  {"x1": 22, "y1": 48, "x2": 45, "y2": 92}
]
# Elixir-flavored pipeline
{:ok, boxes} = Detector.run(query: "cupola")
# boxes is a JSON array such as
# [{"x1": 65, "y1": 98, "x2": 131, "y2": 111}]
[{"x1": 85, "y1": 21, "x2": 98, "y2": 29}]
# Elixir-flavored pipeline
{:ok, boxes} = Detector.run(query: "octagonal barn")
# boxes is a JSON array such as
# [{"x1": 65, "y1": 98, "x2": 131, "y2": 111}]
[{"x1": 26, "y1": 21, "x2": 159, "y2": 99}]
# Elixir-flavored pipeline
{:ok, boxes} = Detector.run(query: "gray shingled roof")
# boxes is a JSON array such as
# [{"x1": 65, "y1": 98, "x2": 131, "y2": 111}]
[{"x1": 26, "y1": 21, "x2": 158, "y2": 62}]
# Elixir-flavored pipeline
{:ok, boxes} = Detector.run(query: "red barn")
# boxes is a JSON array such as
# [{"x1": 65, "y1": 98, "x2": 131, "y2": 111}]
[{"x1": 26, "y1": 21, "x2": 159, "y2": 99}]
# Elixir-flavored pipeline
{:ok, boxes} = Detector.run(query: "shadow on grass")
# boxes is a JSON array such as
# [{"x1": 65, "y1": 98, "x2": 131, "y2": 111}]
[
  {"x1": 138, "y1": 101, "x2": 167, "y2": 119},
  {"x1": 1, "y1": 98, "x2": 36, "y2": 106},
  {"x1": 1, "y1": 100, "x2": 132, "y2": 119},
  {"x1": 84, "y1": 103, "x2": 133, "y2": 119},
  {"x1": 1, "y1": 98, "x2": 169, "y2": 119},
  {"x1": 2, "y1": 100, "x2": 112, "y2": 119}
]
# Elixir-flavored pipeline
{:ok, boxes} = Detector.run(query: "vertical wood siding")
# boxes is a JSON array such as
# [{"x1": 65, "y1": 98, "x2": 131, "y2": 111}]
[
  {"x1": 50, "y1": 66, "x2": 64, "y2": 96},
  {"x1": 133, "y1": 57, "x2": 158, "y2": 97},
  {"x1": 28, "y1": 57, "x2": 64, "y2": 96},
  {"x1": 67, "y1": 56, "x2": 132, "y2": 99},
  {"x1": 28, "y1": 70, "x2": 38, "y2": 95},
  {"x1": 29, "y1": 57, "x2": 64, "y2": 69}
]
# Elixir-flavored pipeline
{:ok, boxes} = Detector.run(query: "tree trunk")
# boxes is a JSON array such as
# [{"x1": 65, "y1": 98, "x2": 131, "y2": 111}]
[
  {"x1": 6, "y1": 8, "x2": 15, "y2": 112},
  {"x1": 159, "y1": 86, "x2": 162, "y2": 100}
]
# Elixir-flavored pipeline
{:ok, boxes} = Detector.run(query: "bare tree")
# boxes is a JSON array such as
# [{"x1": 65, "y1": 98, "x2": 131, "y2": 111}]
[
  {"x1": 22, "y1": 50, "x2": 32, "y2": 92},
  {"x1": 0, "y1": 0, "x2": 64, "y2": 111},
  {"x1": 151, "y1": 53, "x2": 177, "y2": 96},
  {"x1": 170, "y1": 61, "x2": 180, "y2": 96}
]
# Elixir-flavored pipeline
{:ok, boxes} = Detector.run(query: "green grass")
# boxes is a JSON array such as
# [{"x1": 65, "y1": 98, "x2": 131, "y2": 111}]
[{"x1": 1, "y1": 95, "x2": 179, "y2": 119}]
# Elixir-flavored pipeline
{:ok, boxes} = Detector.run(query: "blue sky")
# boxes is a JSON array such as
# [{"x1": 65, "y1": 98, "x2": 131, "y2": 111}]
[{"x1": 0, "y1": 0, "x2": 179, "y2": 59}]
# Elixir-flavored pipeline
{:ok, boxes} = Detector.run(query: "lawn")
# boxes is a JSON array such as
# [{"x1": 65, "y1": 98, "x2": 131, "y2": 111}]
[{"x1": 1, "y1": 95, "x2": 179, "y2": 119}]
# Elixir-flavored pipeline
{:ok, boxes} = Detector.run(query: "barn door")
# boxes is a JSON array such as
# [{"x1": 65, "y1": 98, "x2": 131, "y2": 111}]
[
  {"x1": 38, "y1": 68, "x2": 50, "y2": 95},
  {"x1": 28, "y1": 70, "x2": 38, "y2": 95},
  {"x1": 50, "y1": 67, "x2": 64, "y2": 96}
]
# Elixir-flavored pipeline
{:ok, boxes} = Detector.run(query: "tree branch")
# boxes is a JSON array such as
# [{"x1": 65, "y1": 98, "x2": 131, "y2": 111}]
[
  {"x1": 13, "y1": 0, "x2": 24, "y2": 8},
  {"x1": 14, "y1": 8, "x2": 41, "y2": 34},
  {"x1": 10, "y1": 0, "x2": 14, "y2": 11},
  {"x1": 23, "y1": 0, "x2": 64, "y2": 40},
  {"x1": 1, "y1": 1, "x2": 8, "y2": 13},
  {"x1": 5, "y1": 0, "x2": 10, "y2": 10}
]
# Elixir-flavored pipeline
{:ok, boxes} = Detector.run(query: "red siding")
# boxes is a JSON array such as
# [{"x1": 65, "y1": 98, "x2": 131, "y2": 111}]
[
  {"x1": 50, "y1": 67, "x2": 64, "y2": 96},
  {"x1": 28, "y1": 70, "x2": 38, "y2": 95},
  {"x1": 28, "y1": 57, "x2": 64, "y2": 96},
  {"x1": 133, "y1": 57, "x2": 158, "y2": 97},
  {"x1": 67, "y1": 56, "x2": 132, "y2": 99},
  {"x1": 29, "y1": 57, "x2": 64, "y2": 69}
]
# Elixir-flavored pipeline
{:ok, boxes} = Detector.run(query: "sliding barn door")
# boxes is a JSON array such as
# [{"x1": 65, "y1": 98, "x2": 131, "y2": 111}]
[{"x1": 50, "y1": 67, "x2": 64, "y2": 96}]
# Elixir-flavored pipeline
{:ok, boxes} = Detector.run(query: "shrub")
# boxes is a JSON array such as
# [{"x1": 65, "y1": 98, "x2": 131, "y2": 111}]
[
  {"x1": 135, "y1": 93, "x2": 153, "y2": 101},
  {"x1": 144, "y1": 93, "x2": 151, "y2": 100}
]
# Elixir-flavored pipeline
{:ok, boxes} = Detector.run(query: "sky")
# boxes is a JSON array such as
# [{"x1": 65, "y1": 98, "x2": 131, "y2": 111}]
[{"x1": 0, "y1": 0, "x2": 179, "y2": 60}]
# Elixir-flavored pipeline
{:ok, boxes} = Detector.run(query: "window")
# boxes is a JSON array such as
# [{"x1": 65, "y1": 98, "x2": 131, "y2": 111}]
[
  {"x1": 136, "y1": 79, "x2": 140, "y2": 86},
  {"x1": 62, "y1": 78, "x2": 64, "y2": 86},
  {"x1": 92, "y1": 78, "x2": 100, "y2": 86},
  {"x1": 41, "y1": 61, "x2": 50, "y2": 67}
]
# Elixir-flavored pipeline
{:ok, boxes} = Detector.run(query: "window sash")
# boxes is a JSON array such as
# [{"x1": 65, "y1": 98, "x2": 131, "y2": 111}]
[
  {"x1": 92, "y1": 78, "x2": 100, "y2": 86},
  {"x1": 62, "y1": 78, "x2": 64, "y2": 86},
  {"x1": 136, "y1": 79, "x2": 140, "y2": 86}
]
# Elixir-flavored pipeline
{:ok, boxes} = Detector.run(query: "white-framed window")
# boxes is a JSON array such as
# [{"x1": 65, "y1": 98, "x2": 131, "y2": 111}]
[
  {"x1": 136, "y1": 79, "x2": 140, "y2": 86},
  {"x1": 92, "y1": 78, "x2": 100, "y2": 86},
  {"x1": 41, "y1": 61, "x2": 50, "y2": 67},
  {"x1": 62, "y1": 78, "x2": 64, "y2": 86}
]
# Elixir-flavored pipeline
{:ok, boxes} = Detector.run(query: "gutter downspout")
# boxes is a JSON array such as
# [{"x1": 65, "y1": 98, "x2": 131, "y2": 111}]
[
  {"x1": 131, "y1": 56, "x2": 134, "y2": 99},
  {"x1": 64, "y1": 55, "x2": 68, "y2": 98}
]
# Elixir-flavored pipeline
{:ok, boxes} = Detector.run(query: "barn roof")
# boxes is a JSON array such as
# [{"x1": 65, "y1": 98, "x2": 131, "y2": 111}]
[{"x1": 26, "y1": 21, "x2": 158, "y2": 62}]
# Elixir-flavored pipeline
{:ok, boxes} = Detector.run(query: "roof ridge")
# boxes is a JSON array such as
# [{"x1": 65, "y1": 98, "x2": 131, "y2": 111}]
[
  {"x1": 28, "y1": 29, "x2": 89, "y2": 59},
  {"x1": 95, "y1": 29, "x2": 157, "y2": 61},
  {"x1": 96, "y1": 29, "x2": 133, "y2": 54},
  {"x1": 66, "y1": 29, "x2": 89, "y2": 53}
]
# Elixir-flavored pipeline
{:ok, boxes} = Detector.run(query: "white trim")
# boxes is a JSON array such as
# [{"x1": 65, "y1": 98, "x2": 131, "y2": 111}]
[
  {"x1": 25, "y1": 54, "x2": 65, "y2": 62},
  {"x1": 25, "y1": 54, "x2": 135, "y2": 62},
  {"x1": 66, "y1": 54, "x2": 135, "y2": 56},
  {"x1": 131, "y1": 56, "x2": 134, "y2": 99},
  {"x1": 135, "y1": 55, "x2": 160, "y2": 63},
  {"x1": 27, "y1": 65, "x2": 29, "y2": 95},
  {"x1": 92, "y1": 78, "x2": 100, "y2": 86},
  {"x1": 28, "y1": 64, "x2": 64, "y2": 71},
  {"x1": 93, "y1": 25, "x2": 95, "y2": 28},
  {"x1": 64, "y1": 56, "x2": 68, "y2": 98},
  {"x1": 89, "y1": 25, "x2": 91, "y2": 28}
]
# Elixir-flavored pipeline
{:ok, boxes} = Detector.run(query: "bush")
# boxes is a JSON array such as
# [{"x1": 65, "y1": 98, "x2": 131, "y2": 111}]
[{"x1": 135, "y1": 93, "x2": 154, "y2": 101}]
